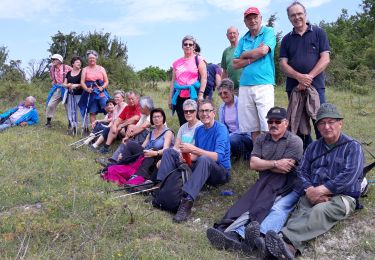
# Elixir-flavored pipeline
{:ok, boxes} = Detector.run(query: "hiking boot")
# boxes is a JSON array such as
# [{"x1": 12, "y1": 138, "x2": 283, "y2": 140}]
[
  {"x1": 45, "y1": 122, "x2": 52, "y2": 128},
  {"x1": 242, "y1": 221, "x2": 260, "y2": 255},
  {"x1": 95, "y1": 158, "x2": 114, "y2": 167},
  {"x1": 173, "y1": 197, "x2": 193, "y2": 223},
  {"x1": 265, "y1": 230, "x2": 296, "y2": 260},
  {"x1": 99, "y1": 146, "x2": 110, "y2": 154},
  {"x1": 206, "y1": 228, "x2": 242, "y2": 251},
  {"x1": 254, "y1": 236, "x2": 271, "y2": 259}
]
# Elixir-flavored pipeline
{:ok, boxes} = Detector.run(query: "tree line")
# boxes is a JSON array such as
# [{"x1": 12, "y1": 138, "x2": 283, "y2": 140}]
[{"x1": 0, "y1": 0, "x2": 373, "y2": 93}]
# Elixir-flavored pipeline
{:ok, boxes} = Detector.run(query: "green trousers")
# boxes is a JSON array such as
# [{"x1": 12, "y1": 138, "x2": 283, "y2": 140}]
[{"x1": 282, "y1": 195, "x2": 356, "y2": 252}]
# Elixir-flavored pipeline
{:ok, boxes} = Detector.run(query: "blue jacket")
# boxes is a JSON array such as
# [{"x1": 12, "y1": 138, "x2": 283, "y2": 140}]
[
  {"x1": 0, "y1": 104, "x2": 39, "y2": 126},
  {"x1": 46, "y1": 84, "x2": 65, "y2": 107},
  {"x1": 218, "y1": 96, "x2": 239, "y2": 134}
]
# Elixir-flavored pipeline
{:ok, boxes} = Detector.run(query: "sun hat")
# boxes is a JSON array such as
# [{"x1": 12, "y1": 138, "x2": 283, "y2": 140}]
[
  {"x1": 315, "y1": 103, "x2": 344, "y2": 123},
  {"x1": 51, "y1": 54, "x2": 63, "y2": 63}
]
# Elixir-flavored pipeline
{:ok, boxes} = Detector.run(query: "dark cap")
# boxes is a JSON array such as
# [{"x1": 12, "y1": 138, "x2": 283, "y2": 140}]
[
  {"x1": 266, "y1": 106, "x2": 287, "y2": 120},
  {"x1": 244, "y1": 7, "x2": 260, "y2": 17},
  {"x1": 315, "y1": 103, "x2": 343, "y2": 123}
]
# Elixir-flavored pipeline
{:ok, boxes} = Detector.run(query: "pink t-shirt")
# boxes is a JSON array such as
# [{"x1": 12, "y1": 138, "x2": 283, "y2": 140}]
[
  {"x1": 84, "y1": 65, "x2": 106, "y2": 81},
  {"x1": 173, "y1": 56, "x2": 203, "y2": 98}
]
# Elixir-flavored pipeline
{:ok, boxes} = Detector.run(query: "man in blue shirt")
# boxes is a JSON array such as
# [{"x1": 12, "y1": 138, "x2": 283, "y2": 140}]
[
  {"x1": 280, "y1": 1, "x2": 330, "y2": 148},
  {"x1": 156, "y1": 100, "x2": 231, "y2": 223},
  {"x1": 233, "y1": 6, "x2": 276, "y2": 142},
  {"x1": 265, "y1": 103, "x2": 364, "y2": 260}
]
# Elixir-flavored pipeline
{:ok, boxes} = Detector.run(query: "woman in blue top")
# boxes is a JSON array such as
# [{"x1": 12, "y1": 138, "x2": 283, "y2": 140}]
[
  {"x1": 102, "y1": 108, "x2": 174, "y2": 185},
  {"x1": 218, "y1": 78, "x2": 253, "y2": 160}
]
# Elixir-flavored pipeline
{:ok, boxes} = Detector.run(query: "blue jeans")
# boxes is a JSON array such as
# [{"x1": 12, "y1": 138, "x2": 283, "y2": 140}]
[
  {"x1": 230, "y1": 132, "x2": 253, "y2": 160},
  {"x1": 0, "y1": 119, "x2": 13, "y2": 132},
  {"x1": 235, "y1": 190, "x2": 300, "y2": 238}
]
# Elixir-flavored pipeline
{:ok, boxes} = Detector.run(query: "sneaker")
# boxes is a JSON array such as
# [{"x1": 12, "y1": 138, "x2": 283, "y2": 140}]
[
  {"x1": 89, "y1": 144, "x2": 99, "y2": 152},
  {"x1": 206, "y1": 228, "x2": 242, "y2": 251},
  {"x1": 265, "y1": 230, "x2": 296, "y2": 260},
  {"x1": 99, "y1": 146, "x2": 110, "y2": 154},
  {"x1": 242, "y1": 221, "x2": 260, "y2": 254},
  {"x1": 173, "y1": 197, "x2": 193, "y2": 223},
  {"x1": 126, "y1": 175, "x2": 146, "y2": 186}
]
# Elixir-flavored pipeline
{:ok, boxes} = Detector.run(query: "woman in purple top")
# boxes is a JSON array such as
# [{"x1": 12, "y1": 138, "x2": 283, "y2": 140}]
[{"x1": 218, "y1": 78, "x2": 253, "y2": 160}]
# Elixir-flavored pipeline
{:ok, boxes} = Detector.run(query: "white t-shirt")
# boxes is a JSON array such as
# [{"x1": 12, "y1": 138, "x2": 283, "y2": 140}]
[
  {"x1": 9, "y1": 106, "x2": 32, "y2": 124},
  {"x1": 177, "y1": 120, "x2": 203, "y2": 144}
]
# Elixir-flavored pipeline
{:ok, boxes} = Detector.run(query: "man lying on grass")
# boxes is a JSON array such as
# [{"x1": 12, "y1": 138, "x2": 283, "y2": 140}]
[
  {"x1": 207, "y1": 106, "x2": 303, "y2": 258},
  {"x1": 0, "y1": 96, "x2": 39, "y2": 132}
]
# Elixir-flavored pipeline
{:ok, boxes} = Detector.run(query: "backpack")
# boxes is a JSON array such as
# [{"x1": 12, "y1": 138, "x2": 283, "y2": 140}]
[
  {"x1": 194, "y1": 55, "x2": 218, "y2": 96},
  {"x1": 152, "y1": 163, "x2": 192, "y2": 212}
]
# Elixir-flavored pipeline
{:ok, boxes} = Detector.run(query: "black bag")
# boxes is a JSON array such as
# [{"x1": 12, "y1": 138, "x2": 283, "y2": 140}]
[{"x1": 152, "y1": 163, "x2": 192, "y2": 213}]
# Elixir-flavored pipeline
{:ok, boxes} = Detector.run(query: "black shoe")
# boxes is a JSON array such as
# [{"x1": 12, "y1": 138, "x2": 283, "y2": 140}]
[
  {"x1": 242, "y1": 221, "x2": 260, "y2": 255},
  {"x1": 265, "y1": 230, "x2": 296, "y2": 260},
  {"x1": 45, "y1": 122, "x2": 52, "y2": 128},
  {"x1": 255, "y1": 236, "x2": 271, "y2": 259},
  {"x1": 207, "y1": 228, "x2": 242, "y2": 251},
  {"x1": 173, "y1": 197, "x2": 193, "y2": 223},
  {"x1": 95, "y1": 158, "x2": 112, "y2": 167}
]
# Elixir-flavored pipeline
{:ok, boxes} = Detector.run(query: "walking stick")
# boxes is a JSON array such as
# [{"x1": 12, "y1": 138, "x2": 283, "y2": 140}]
[
  {"x1": 110, "y1": 186, "x2": 160, "y2": 199},
  {"x1": 68, "y1": 130, "x2": 103, "y2": 147},
  {"x1": 81, "y1": 93, "x2": 91, "y2": 137}
]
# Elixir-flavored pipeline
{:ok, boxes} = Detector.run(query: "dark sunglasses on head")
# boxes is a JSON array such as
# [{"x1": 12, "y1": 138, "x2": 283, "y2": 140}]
[
  {"x1": 183, "y1": 109, "x2": 196, "y2": 114},
  {"x1": 183, "y1": 43, "x2": 194, "y2": 47},
  {"x1": 267, "y1": 119, "x2": 284, "y2": 125}
]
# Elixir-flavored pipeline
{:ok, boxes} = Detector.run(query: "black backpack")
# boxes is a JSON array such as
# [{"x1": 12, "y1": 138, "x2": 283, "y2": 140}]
[{"x1": 152, "y1": 163, "x2": 192, "y2": 213}]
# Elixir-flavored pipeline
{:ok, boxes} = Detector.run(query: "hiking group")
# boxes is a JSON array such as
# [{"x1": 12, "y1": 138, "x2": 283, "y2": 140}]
[{"x1": 1, "y1": 2, "x2": 372, "y2": 259}]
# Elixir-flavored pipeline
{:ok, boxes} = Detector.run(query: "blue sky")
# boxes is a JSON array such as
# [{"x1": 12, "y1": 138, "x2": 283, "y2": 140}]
[{"x1": 0, "y1": 0, "x2": 363, "y2": 73}]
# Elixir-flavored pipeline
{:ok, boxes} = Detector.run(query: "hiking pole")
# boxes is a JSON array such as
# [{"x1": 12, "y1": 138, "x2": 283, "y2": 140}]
[
  {"x1": 68, "y1": 130, "x2": 103, "y2": 147},
  {"x1": 81, "y1": 93, "x2": 91, "y2": 137},
  {"x1": 111, "y1": 186, "x2": 160, "y2": 199},
  {"x1": 108, "y1": 180, "x2": 158, "y2": 193},
  {"x1": 75, "y1": 130, "x2": 104, "y2": 148}
]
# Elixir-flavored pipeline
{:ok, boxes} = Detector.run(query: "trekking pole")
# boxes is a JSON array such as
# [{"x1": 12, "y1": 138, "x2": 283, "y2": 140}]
[
  {"x1": 110, "y1": 186, "x2": 160, "y2": 199},
  {"x1": 108, "y1": 180, "x2": 159, "y2": 193},
  {"x1": 68, "y1": 130, "x2": 103, "y2": 146},
  {"x1": 81, "y1": 93, "x2": 91, "y2": 137},
  {"x1": 75, "y1": 130, "x2": 104, "y2": 148}
]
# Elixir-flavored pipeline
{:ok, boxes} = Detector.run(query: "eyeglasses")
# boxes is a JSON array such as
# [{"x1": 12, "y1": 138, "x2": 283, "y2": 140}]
[
  {"x1": 218, "y1": 91, "x2": 230, "y2": 96},
  {"x1": 267, "y1": 119, "x2": 284, "y2": 125},
  {"x1": 198, "y1": 109, "x2": 214, "y2": 114},
  {"x1": 183, "y1": 43, "x2": 194, "y2": 47},
  {"x1": 317, "y1": 119, "x2": 338, "y2": 127},
  {"x1": 184, "y1": 109, "x2": 196, "y2": 114}
]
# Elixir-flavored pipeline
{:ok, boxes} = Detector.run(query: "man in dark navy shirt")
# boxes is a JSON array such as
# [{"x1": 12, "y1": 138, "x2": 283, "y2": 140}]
[{"x1": 280, "y1": 1, "x2": 330, "y2": 148}]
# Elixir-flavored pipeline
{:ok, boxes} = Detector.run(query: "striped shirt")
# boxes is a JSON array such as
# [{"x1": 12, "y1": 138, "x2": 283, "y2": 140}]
[{"x1": 298, "y1": 133, "x2": 364, "y2": 198}]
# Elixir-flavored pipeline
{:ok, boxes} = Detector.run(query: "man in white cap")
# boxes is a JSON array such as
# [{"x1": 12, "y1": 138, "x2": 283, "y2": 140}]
[
  {"x1": 45, "y1": 54, "x2": 72, "y2": 128},
  {"x1": 233, "y1": 7, "x2": 276, "y2": 142}
]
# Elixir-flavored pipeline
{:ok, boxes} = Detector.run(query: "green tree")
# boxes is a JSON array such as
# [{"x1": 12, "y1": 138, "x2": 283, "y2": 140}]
[{"x1": 138, "y1": 66, "x2": 167, "y2": 89}]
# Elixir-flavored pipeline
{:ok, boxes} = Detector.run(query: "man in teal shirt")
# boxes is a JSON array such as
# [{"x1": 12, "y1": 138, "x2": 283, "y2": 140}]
[
  {"x1": 233, "y1": 7, "x2": 276, "y2": 142},
  {"x1": 221, "y1": 26, "x2": 243, "y2": 93}
]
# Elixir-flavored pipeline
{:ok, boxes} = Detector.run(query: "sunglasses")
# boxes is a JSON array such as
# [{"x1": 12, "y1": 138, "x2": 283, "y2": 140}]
[
  {"x1": 183, "y1": 43, "x2": 194, "y2": 47},
  {"x1": 184, "y1": 109, "x2": 196, "y2": 114},
  {"x1": 267, "y1": 119, "x2": 284, "y2": 125}
]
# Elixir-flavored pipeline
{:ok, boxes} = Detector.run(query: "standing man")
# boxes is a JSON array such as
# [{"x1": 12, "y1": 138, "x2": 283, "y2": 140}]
[
  {"x1": 45, "y1": 54, "x2": 72, "y2": 128},
  {"x1": 265, "y1": 103, "x2": 364, "y2": 260},
  {"x1": 221, "y1": 26, "x2": 242, "y2": 93},
  {"x1": 233, "y1": 7, "x2": 276, "y2": 142},
  {"x1": 156, "y1": 100, "x2": 231, "y2": 223},
  {"x1": 280, "y1": 1, "x2": 330, "y2": 147}
]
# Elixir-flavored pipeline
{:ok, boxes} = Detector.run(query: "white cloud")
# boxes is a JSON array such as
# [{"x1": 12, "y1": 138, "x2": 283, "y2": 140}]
[
  {"x1": 300, "y1": 0, "x2": 331, "y2": 8},
  {"x1": 0, "y1": 0, "x2": 64, "y2": 20},
  {"x1": 206, "y1": 0, "x2": 271, "y2": 11}
]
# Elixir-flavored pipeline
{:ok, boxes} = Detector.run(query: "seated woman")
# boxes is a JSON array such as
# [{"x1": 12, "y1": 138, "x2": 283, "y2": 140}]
[
  {"x1": 87, "y1": 90, "x2": 127, "y2": 146},
  {"x1": 101, "y1": 108, "x2": 174, "y2": 186},
  {"x1": 217, "y1": 78, "x2": 253, "y2": 160}
]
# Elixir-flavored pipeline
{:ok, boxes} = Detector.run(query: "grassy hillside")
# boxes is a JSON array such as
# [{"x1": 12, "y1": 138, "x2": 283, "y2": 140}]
[{"x1": 0, "y1": 82, "x2": 374, "y2": 259}]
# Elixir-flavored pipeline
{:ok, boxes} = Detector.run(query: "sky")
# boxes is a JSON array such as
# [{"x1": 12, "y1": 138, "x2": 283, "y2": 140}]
[{"x1": 0, "y1": 0, "x2": 363, "y2": 73}]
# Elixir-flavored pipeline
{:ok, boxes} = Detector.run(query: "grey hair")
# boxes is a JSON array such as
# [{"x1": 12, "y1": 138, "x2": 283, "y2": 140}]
[
  {"x1": 217, "y1": 78, "x2": 234, "y2": 92},
  {"x1": 26, "y1": 96, "x2": 36, "y2": 104},
  {"x1": 183, "y1": 99, "x2": 198, "y2": 111},
  {"x1": 139, "y1": 96, "x2": 154, "y2": 110},
  {"x1": 181, "y1": 35, "x2": 196, "y2": 47},
  {"x1": 113, "y1": 90, "x2": 126, "y2": 99},
  {"x1": 86, "y1": 49, "x2": 98, "y2": 58},
  {"x1": 199, "y1": 99, "x2": 216, "y2": 111},
  {"x1": 287, "y1": 1, "x2": 306, "y2": 15},
  {"x1": 126, "y1": 90, "x2": 139, "y2": 98}
]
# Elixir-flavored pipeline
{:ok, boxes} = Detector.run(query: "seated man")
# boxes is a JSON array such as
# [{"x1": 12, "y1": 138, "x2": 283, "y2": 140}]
[
  {"x1": 96, "y1": 91, "x2": 141, "y2": 154},
  {"x1": 206, "y1": 107, "x2": 303, "y2": 256},
  {"x1": 265, "y1": 103, "x2": 364, "y2": 260},
  {"x1": 0, "y1": 96, "x2": 39, "y2": 132},
  {"x1": 156, "y1": 100, "x2": 231, "y2": 222}
]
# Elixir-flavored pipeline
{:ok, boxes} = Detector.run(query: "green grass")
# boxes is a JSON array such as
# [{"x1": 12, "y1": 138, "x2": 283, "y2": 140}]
[{"x1": 0, "y1": 82, "x2": 374, "y2": 259}]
